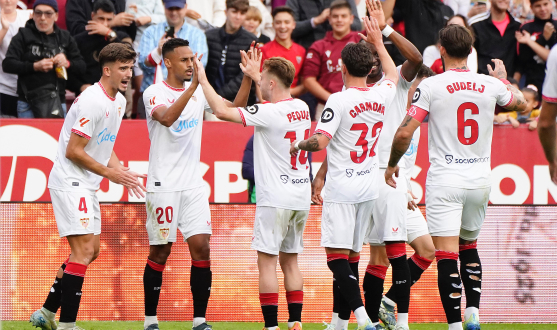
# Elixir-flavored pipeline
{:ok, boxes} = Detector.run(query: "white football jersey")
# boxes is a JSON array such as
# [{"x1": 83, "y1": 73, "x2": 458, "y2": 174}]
[
  {"x1": 48, "y1": 82, "x2": 126, "y2": 191},
  {"x1": 237, "y1": 99, "x2": 311, "y2": 210},
  {"x1": 375, "y1": 66, "x2": 414, "y2": 168},
  {"x1": 316, "y1": 82, "x2": 397, "y2": 203},
  {"x1": 143, "y1": 81, "x2": 212, "y2": 192},
  {"x1": 542, "y1": 45, "x2": 557, "y2": 103},
  {"x1": 410, "y1": 69, "x2": 513, "y2": 188}
]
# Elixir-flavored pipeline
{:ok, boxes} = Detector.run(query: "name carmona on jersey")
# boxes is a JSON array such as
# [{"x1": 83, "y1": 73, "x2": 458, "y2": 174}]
[
  {"x1": 286, "y1": 109, "x2": 311, "y2": 123},
  {"x1": 447, "y1": 81, "x2": 486, "y2": 94},
  {"x1": 349, "y1": 101, "x2": 385, "y2": 118}
]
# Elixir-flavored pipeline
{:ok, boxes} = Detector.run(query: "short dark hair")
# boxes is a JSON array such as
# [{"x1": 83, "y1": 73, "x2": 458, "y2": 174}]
[
  {"x1": 162, "y1": 38, "x2": 190, "y2": 58},
  {"x1": 439, "y1": 25, "x2": 473, "y2": 60},
  {"x1": 330, "y1": 0, "x2": 352, "y2": 12},
  {"x1": 530, "y1": 0, "x2": 548, "y2": 5},
  {"x1": 98, "y1": 43, "x2": 136, "y2": 68},
  {"x1": 93, "y1": 0, "x2": 115, "y2": 14},
  {"x1": 272, "y1": 6, "x2": 295, "y2": 19},
  {"x1": 341, "y1": 43, "x2": 374, "y2": 78},
  {"x1": 416, "y1": 64, "x2": 435, "y2": 79},
  {"x1": 263, "y1": 57, "x2": 295, "y2": 88},
  {"x1": 226, "y1": 0, "x2": 249, "y2": 12}
]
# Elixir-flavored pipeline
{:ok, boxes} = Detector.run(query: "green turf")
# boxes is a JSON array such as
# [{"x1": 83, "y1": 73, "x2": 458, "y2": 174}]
[{"x1": 3, "y1": 321, "x2": 557, "y2": 330}]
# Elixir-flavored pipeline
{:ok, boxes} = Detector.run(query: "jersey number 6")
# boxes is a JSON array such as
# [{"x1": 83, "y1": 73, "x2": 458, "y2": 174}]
[
  {"x1": 285, "y1": 129, "x2": 310, "y2": 170},
  {"x1": 457, "y1": 102, "x2": 479, "y2": 145}
]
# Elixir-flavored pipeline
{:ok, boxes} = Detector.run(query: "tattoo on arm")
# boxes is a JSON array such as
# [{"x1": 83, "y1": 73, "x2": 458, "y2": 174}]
[
  {"x1": 388, "y1": 146, "x2": 406, "y2": 168},
  {"x1": 387, "y1": 127, "x2": 412, "y2": 167},
  {"x1": 300, "y1": 134, "x2": 322, "y2": 152},
  {"x1": 506, "y1": 84, "x2": 527, "y2": 111},
  {"x1": 400, "y1": 116, "x2": 413, "y2": 128}
]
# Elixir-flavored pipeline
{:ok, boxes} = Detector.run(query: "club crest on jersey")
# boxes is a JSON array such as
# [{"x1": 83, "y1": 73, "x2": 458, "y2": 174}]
[
  {"x1": 412, "y1": 88, "x2": 421, "y2": 103},
  {"x1": 246, "y1": 105, "x2": 259, "y2": 114},
  {"x1": 280, "y1": 175, "x2": 289, "y2": 184},
  {"x1": 191, "y1": 95, "x2": 197, "y2": 102},
  {"x1": 346, "y1": 169, "x2": 354, "y2": 178},
  {"x1": 160, "y1": 228, "x2": 169, "y2": 239},
  {"x1": 446, "y1": 155, "x2": 453, "y2": 164},
  {"x1": 321, "y1": 108, "x2": 334, "y2": 123},
  {"x1": 325, "y1": 50, "x2": 331, "y2": 58},
  {"x1": 296, "y1": 56, "x2": 302, "y2": 64},
  {"x1": 118, "y1": 107, "x2": 122, "y2": 117},
  {"x1": 80, "y1": 218, "x2": 89, "y2": 228}
]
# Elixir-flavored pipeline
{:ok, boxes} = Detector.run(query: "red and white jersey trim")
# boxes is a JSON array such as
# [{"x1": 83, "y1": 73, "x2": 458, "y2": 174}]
[
  {"x1": 98, "y1": 82, "x2": 115, "y2": 101},
  {"x1": 71, "y1": 128, "x2": 91, "y2": 140},
  {"x1": 315, "y1": 129, "x2": 332, "y2": 140}
]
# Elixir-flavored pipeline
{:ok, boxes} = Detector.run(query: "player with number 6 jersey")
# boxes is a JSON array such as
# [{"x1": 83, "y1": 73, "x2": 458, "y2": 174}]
[
  {"x1": 195, "y1": 44, "x2": 310, "y2": 330},
  {"x1": 31, "y1": 44, "x2": 145, "y2": 330},
  {"x1": 386, "y1": 25, "x2": 527, "y2": 330}
]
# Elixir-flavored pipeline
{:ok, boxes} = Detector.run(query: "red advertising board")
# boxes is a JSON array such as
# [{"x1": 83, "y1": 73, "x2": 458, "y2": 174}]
[{"x1": 0, "y1": 120, "x2": 555, "y2": 204}]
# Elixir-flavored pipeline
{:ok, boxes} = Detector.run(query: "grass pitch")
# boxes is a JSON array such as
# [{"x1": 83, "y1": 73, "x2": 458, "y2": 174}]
[{"x1": 3, "y1": 322, "x2": 557, "y2": 330}]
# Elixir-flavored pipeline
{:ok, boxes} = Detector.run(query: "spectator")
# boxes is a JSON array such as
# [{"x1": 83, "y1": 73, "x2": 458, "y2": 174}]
[
  {"x1": 383, "y1": 0, "x2": 454, "y2": 54},
  {"x1": 0, "y1": 0, "x2": 32, "y2": 117},
  {"x1": 495, "y1": 85, "x2": 540, "y2": 127},
  {"x1": 184, "y1": 0, "x2": 226, "y2": 30},
  {"x1": 66, "y1": 0, "x2": 135, "y2": 40},
  {"x1": 249, "y1": 0, "x2": 274, "y2": 39},
  {"x1": 241, "y1": 135, "x2": 256, "y2": 203},
  {"x1": 424, "y1": 14, "x2": 478, "y2": 73},
  {"x1": 514, "y1": 0, "x2": 556, "y2": 93},
  {"x1": 3, "y1": 0, "x2": 85, "y2": 118},
  {"x1": 137, "y1": 0, "x2": 208, "y2": 118},
  {"x1": 68, "y1": 0, "x2": 131, "y2": 95},
  {"x1": 205, "y1": 0, "x2": 257, "y2": 105},
  {"x1": 301, "y1": 0, "x2": 361, "y2": 118},
  {"x1": 469, "y1": 0, "x2": 521, "y2": 75},
  {"x1": 510, "y1": 0, "x2": 534, "y2": 22},
  {"x1": 445, "y1": 0, "x2": 470, "y2": 17},
  {"x1": 260, "y1": 6, "x2": 306, "y2": 97},
  {"x1": 243, "y1": 5, "x2": 270, "y2": 44},
  {"x1": 286, "y1": 0, "x2": 361, "y2": 49},
  {"x1": 125, "y1": 0, "x2": 165, "y2": 117},
  {"x1": 467, "y1": 1, "x2": 488, "y2": 19}
]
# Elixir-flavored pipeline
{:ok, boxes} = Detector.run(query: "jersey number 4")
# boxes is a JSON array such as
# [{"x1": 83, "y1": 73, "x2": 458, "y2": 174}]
[
  {"x1": 350, "y1": 122, "x2": 383, "y2": 164},
  {"x1": 285, "y1": 129, "x2": 310, "y2": 170},
  {"x1": 457, "y1": 102, "x2": 479, "y2": 145}
]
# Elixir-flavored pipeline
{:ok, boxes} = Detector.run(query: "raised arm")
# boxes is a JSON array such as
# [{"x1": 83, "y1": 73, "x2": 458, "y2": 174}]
[
  {"x1": 516, "y1": 30, "x2": 551, "y2": 62},
  {"x1": 366, "y1": 0, "x2": 422, "y2": 81},
  {"x1": 229, "y1": 43, "x2": 260, "y2": 107},
  {"x1": 487, "y1": 59, "x2": 527, "y2": 112},
  {"x1": 194, "y1": 56, "x2": 243, "y2": 123},
  {"x1": 359, "y1": 16, "x2": 398, "y2": 84}
]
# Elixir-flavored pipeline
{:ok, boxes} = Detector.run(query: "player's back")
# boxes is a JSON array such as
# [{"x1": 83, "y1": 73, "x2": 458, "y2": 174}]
[
  {"x1": 317, "y1": 83, "x2": 396, "y2": 203},
  {"x1": 238, "y1": 98, "x2": 311, "y2": 210},
  {"x1": 48, "y1": 83, "x2": 126, "y2": 191},
  {"x1": 413, "y1": 69, "x2": 513, "y2": 188}
]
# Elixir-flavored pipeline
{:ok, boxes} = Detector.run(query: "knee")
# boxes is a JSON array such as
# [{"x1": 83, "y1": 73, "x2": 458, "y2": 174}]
[
  {"x1": 149, "y1": 245, "x2": 172, "y2": 264},
  {"x1": 191, "y1": 242, "x2": 210, "y2": 261}
]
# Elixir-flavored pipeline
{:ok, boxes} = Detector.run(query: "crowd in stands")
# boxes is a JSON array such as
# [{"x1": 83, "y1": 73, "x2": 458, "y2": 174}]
[{"x1": 0, "y1": 0, "x2": 556, "y2": 129}]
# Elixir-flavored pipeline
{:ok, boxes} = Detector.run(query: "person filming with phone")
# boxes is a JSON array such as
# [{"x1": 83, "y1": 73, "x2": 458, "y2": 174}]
[{"x1": 137, "y1": 0, "x2": 208, "y2": 118}]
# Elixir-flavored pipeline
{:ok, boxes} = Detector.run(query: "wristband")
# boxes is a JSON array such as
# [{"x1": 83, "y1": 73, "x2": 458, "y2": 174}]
[
  {"x1": 104, "y1": 29, "x2": 111, "y2": 40},
  {"x1": 381, "y1": 25, "x2": 394, "y2": 38},
  {"x1": 294, "y1": 140, "x2": 301, "y2": 150},
  {"x1": 500, "y1": 79, "x2": 510, "y2": 85},
  {"x1": 150, "y1": 48, "x2": 162, "y2": 65}
]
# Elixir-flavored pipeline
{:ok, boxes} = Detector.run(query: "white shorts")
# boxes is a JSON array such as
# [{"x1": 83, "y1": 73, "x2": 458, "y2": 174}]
[
  {"x1": 251, "y1": 206, "x2": 309, "y2": 255},
  {"x1": 406, "y1": 207, "x2": 429, "y2": 243},
  {"x1": 321, "y1": 200, "x2": 375, "y2": 252},
  {"x1": 426, "y1": 185, "x2": 490, "y2": 240},
  {"x1": 366, "y1": 168, "x2": 408, "y2": 245},
  {"x1": 146, "y1": 186, "x2": 212, "y2": 245},
  {"x1": 50, "y1": 189, "x2": 101, "y2": 237}
]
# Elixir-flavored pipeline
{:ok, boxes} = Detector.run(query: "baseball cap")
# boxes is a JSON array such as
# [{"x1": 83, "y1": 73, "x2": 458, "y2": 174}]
[{"x1": 164, "y1": 0, "x2": 186, "y2": 9}]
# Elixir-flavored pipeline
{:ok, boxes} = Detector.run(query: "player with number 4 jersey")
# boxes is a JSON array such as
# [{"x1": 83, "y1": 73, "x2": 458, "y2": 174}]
[
  {"x1": 386, "y1": 25, "x2": 527, "y2": 330},
  {"x1": 195, "y1": 44, "x2": 310, "y2": 330},
  {"x1": 31, "y1": 44, "x2": 145, "y2": 330}
]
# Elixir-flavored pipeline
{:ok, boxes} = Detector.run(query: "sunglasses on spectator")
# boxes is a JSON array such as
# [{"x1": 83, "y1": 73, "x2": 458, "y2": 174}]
[{"x1": 34, "y1": 10, "x2": 55, "y2": 18}]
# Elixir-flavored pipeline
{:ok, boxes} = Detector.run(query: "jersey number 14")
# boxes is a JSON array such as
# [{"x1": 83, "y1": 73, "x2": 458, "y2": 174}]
[{"x1": 285, "y1": 129, "x2": 310, "y2": 170}]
